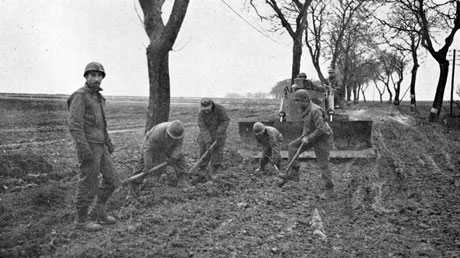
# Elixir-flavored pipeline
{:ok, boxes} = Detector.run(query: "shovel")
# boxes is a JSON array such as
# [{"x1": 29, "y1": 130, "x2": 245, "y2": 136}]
[
  {"x1": 188, "y1": 140, "x2": 217, "y2": 174},
  {"x1": 277, "y1": 141, "x2": 305, "y2": 187}
]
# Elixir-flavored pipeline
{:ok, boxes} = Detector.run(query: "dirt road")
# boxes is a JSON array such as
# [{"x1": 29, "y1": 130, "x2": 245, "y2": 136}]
[{"x1": 1, "y1": 102, "x2": 459, "y2": 258}]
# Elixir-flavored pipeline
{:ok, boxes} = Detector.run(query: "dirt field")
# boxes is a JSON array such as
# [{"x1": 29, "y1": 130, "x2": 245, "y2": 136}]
[{"x1": 0, "y1": 96, "x2": 459, "y2": 258}]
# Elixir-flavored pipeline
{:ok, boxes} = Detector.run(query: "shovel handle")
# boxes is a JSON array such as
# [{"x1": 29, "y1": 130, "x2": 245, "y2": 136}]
[
  {"x1": 188, "y1": 140, "x2": 217, "y2": 174},
  {"x1": 122, "y1": 161, "x2": 168, "y2": 185}
]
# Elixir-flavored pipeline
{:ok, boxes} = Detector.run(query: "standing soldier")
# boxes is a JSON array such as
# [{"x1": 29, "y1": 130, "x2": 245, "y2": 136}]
[
  {"x1": 279, "y1": 89, "x2": 335, "y2": 198},
  {"x1": 197, "y1": 98, "x2": 230, "y2": 176},
  {"x1": 68, "y1": 62, "x2": 120, "y2": 231},
  {"x1": 128, "y1": 120, "x2": 191, "y2": 194},
  {"x1": 252, "y1": 122, "x2": 283, "y2": 174}
]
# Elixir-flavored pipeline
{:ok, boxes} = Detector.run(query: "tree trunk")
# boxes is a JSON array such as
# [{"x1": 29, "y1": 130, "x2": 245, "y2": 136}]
[
  {"x1": 429, "y1": 60, "x2": 450, "y2": 122},
  {"x1": 145, "y1": 46, "x2": 170, "y2": 132},
  {"x1": 410, "y1": 60, "x2": 419, "y2": 112},
  {"x1": 291, "y1": 37, "x2": 302, "y2": 84},
  {"x1": 139, "y1": 0, "x2": 190, "y2": 132}
]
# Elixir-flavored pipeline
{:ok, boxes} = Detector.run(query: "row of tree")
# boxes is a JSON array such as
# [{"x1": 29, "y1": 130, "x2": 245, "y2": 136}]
[
  {"x1": 138, "y1": 0, "x2": 459, "y2": 132},
  {"x1": 247, "y1": 0, "x2": 460, "y2": 122}
]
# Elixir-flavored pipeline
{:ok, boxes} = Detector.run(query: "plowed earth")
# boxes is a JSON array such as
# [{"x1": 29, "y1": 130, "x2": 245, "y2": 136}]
[{"x1": 0, "y1": 97, "x2": 459, "y2": 258}]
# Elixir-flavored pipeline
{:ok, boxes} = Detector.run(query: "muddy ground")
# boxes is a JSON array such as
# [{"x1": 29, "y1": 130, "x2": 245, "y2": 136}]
[{"x1": 0, "y1": 97, "x2": 459, "y2": 258}]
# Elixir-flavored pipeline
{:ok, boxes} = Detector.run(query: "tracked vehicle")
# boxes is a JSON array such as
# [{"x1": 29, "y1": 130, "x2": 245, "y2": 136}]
[{"x1": 238, "y1": 78, "x2": 375, "y2": 159}]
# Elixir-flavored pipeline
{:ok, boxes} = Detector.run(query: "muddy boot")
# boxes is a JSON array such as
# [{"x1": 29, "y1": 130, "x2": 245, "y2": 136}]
[
  {"x1": 318, "y1": 189, "x2": 336, "y2": 200},
  {"x1": 89, "y1": 204, "x2": 117, "y2": 225},
  {"x1": 177, "y1": 173, "x2": 193, "y2": 189},
  {"x1": 287, "y1": 167, "x2": 300, "y2": 182},
  {"x1": 75, "y1": 208, "x2": 102, "y2": 232},
  {"x1": 210, "y1": 165, "x2": 221, "y2": 180},
  {"x1": 126, "y1": 181, "x2": 141, "y2": 197},
  {"x1": 254, "y1": 166, "x2": 266, "y2": 175}
]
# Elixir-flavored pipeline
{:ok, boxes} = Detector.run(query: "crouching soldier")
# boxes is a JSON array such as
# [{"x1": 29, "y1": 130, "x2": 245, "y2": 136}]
[
  {"x1": 68, "y1": 62, "x2": 120, "y2": 231},
  {"x1": 279, "y1": 89, "x2": 335, "y2": 198},
  {"x1": 128, "y1": 120, "x2": 191, "y2": 195},
  {"x1": 253, "y1": 122, "x2": 283, "y2": 174},
  {"x1": 197, "y1": 98, "x2": 230, "y2": 176}
]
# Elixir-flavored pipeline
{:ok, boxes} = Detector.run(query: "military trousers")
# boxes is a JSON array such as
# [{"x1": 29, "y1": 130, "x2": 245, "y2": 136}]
[
  {"x1": 75, "y1": 143, "x2": 120, "y2": 213},
  {"x1": 288, "y1": 134, "x2": 334, "y2": 189}
]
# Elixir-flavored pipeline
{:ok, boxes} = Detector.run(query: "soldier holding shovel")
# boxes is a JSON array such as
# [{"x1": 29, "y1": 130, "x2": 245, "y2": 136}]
[
  {"x1": 278, "y1": 89, "x2": 335, "y2": 199},
  {"x1": 127, "y1": 120, "x2": 191, "y2": 195},
  {"x1": 252, "y1": 122, "x2": 283, "y2": 174},
  {"x1": 196, "y1": 98, "x2": 230, "y2": 177}
]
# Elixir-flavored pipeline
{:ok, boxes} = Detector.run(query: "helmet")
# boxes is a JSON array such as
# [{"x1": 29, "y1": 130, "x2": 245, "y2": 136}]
[
  {"x1": 291, "y1": 84, "x2": 301, "y2": 92},
  {"x1": 292, "y1": 89, "x2": 310, "y2": 103},
  {"x1": 84, "y1": 62, "x2": 106, "y2": 78},
  {"x1": 253, "y1": 122, "x2": 265, "y2": 135},
  {"x1": 298, "y1": 72, "x2": 307, "y2": 78},
  {"x1": 167, "y1": 120, "x2": 184, "y2": 139}
]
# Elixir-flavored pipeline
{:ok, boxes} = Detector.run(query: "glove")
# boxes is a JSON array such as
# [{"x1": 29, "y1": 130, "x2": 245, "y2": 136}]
[
  {"x1": 106, "y1": 141, "x2": 115, "y2": 154},
  {"x1": 78, "y1": 151, "x2": 94, "y2": 162},
  {"x1": 167, "y1": 157, "x2": 179, "y2": 165},
  {"x1": 301, "y1": 136, "x2": 310, "y2": 145}
]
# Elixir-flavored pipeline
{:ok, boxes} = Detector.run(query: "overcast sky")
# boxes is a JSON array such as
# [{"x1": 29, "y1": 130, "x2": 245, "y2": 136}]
[{"x1": 1, "y1": 0, "x2": 460, "y2": 101}]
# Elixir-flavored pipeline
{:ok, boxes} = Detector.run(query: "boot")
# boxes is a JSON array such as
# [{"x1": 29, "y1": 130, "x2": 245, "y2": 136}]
[
  {"x1": 254, "y1": 166, "x2": 265, "y2": 174},
  {"x1": 210, "y1": 165, "x2": 221, "y2": 180},
  {"x1": 177, "y1": 173, "x2": 193, "y2": 189},
  {"x1": 318, "y1": 189, "x2": 336, "y2": 200},
  {"x1": 75, "y1": 208, "x2": 103, "y2": 231},
  {"x1": 288, "y1": 167, "x2": 300, "y2": 182},
  {"x1": 127, "y1": 181, "x2": 141, "y2": 196},
  {"x1": 89, "y1": 204, "x2": 117, "y2": 224}
]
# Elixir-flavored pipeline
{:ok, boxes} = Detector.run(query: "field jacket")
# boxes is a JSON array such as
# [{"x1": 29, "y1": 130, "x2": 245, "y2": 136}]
[
  {"x1": 67, "y1": 84, "x2": 111, "y2": 156},
  {"x1": 255, "y1": 126, "x2": 283, "y2": 160},
  {"x1": 142, "y1": 122, "x2": 183, "y2": 167},
  {"x1": 301, "y1": 102, "x2": 333, "y2": 143},
  {"x1": 198, "y1": 102, "x2": 230, "y2": 144}
]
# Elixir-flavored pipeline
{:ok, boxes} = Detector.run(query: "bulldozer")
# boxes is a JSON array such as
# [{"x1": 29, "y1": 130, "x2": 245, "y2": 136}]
[{"x1": 238, "y1": 77, "x2": 375, "y2": 159}]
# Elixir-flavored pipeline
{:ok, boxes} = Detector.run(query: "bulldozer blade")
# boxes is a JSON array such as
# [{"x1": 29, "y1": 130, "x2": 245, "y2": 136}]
[{"x1": 238, "y1": 120, "x2": 374, "y2": 159}]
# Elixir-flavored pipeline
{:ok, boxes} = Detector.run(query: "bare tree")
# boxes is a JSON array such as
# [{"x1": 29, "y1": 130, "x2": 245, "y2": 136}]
[
  {"x1": 377, "y1": 0, "x2": 422, "y2": 111},
  {"x1": 249, "y1": 0, "x2": 311, "y2": 82},
  {"x1": 324, "y1": 0, "x2": 373, "y2": 105},
  {"x1": 305, "y1": 0, "x2": 330, "y2": 83},
  {"x1": 391, "y1": 53, "x2": 408, "y2": 105},
  {"x1": 139, "y1": 0, "x2": 190, "y2": 132},
  {"x1": 416, "y1": 0, "x2": 460, "y2": 121}
]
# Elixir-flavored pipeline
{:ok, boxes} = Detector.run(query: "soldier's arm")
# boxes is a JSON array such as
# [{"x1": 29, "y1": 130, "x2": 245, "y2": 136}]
[
  {"x1": 268, "y1": 133, "x2": 282, "y2": 162},
  {"x1": 68, "y1": 93, "x2": 92, "y2": 156},
  {"x1": 217, "y1": 106, "x2": 230, "y2": 134},
  {"x1": 198, "y1": 112, "x2": 212, "y2": 142},
  {"x1": 142, "y1": 139, "x2": 155, "y2": 172},
  {"x1": 170, "y1": 139, "x2": 183, "y2": 160},
  {"x1": 304, "y1": 109, "x2": 329, "y2": 142}
]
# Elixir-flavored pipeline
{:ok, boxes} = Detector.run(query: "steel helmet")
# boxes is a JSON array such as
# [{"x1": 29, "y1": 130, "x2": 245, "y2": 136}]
[
  {"x1": 84, "y1": 62, "x2": 106, "y2": 78},
  {"x1": 298, "y1": 72, "x2": 307, "y2": 78},
  {"x1": 253, "y1": 122, "x2": 265, "y2": 135},
  {"x1": 292, "y1": 89, "x2": 311, "y2": 103},
  {"x1": 167, "y1": 120, "x2": 184, "y2": 139},
  {"x1": 291, "y1": 84, "x2": 301, "y2": 91}
]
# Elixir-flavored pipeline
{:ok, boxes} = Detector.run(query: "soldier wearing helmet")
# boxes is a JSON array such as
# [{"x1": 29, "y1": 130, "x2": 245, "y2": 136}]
[
  {"x1": 279, "y1": 89, "x2": 335, "y2": 198},
  {"x1": 253, "y1": 122, "x2": 284, "y2": 174},
  {"x1": 197, "y1": 98, "x2": 230, "y2": 177},
  {"x1": 129, "y1": 120, "x2": 191, "y2": 194},
  {"x1": 67, "y1": 62, "x2": 120, "y2": 231}
]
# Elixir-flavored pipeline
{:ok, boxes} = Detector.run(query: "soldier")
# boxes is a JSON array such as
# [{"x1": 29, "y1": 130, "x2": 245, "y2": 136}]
[
  {"x1": 129, "y1": 120, "x2": 191, "y2": 194},
  {"x1": 252, "y1": 122, "x2": 283, "y2": 174},
  {"x1": 68, "y1": 62, "x2": 120, "y2": 231},
  {"x1": 279, "y1": 89, "x2": 335, "y2": 198},
  {"x1": 197, "y1": 98, "x2": 230, "y2": 176}
]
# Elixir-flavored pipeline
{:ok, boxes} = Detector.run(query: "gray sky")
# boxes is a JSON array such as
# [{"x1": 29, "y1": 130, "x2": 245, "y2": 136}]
[{"x1": 1, "y1": 0, "x2": 459, "y2": 100}]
